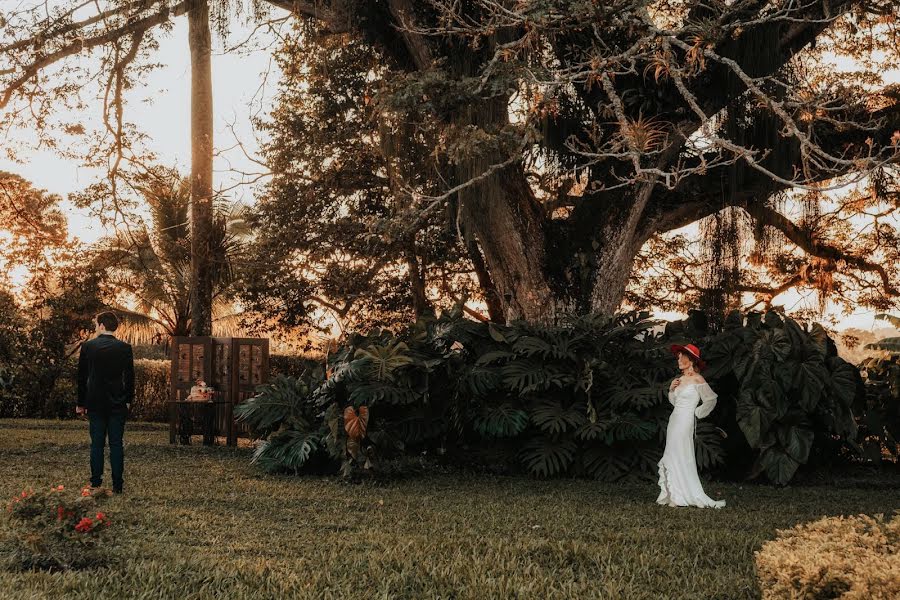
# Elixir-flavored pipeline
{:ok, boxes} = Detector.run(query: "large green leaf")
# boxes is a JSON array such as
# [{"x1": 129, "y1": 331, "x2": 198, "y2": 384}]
[
  {"x1": 808, "y1": 323, "x2": 829, "y2": 357},
  {"x1": 737, "y1": 393, "x2": 764, "y2": 448},
  {"x1": 866, "y1": 337, "x2": 900, "y2": 353},
  {"x1": 792, "y1": 355, "x2": 827, "y2": 411},
  {"x1": 777, "y1": 425, "x2": 814, "y2": 464},
  {"x1": 761, "y1": 329, "x2": 792, "y2": 362},
  {"x1": 826, "y1": 357, "x2": 860, "y2": 407},
  {"x1": 694, "y1": 422, "x2": 726, "y2": 470},
  {"x1": 251, "y1": 430, "x2": 321, "y2": 474},
  {"x1": 764, "y1": 311, "x2": 783, "y2": 328},
  {"x1": 530, "y1": 400, "x2": 587, "y2": 435},
  {"x1": 520, "y1": 438, "x2": 577, "y2": 478},
  {"x1": 760, "y1": 447, "x2": 800, "y2": 485},
  {"x1": 582, "y1": 445, "x2": 635, "y2": 481},
  {"x1": 235, "y1": 375, "x2": 316, "y2": 434},
  {"x1": 474, "y1": 404, "x2": 529, "y2": 438}
]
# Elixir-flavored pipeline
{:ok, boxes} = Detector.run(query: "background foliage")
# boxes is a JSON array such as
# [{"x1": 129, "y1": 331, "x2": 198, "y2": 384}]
[{"x1": 238, "y1": 309, "x2": 867, "y2": 485}]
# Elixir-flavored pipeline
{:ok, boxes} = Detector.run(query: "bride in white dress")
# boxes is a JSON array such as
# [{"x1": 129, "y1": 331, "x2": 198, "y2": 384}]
[{"x1": 657, "y1": 344, "x2": 726, "y2": 509}]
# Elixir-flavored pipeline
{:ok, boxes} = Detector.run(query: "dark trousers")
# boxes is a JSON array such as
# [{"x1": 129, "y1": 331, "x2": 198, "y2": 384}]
[{"x1": 88, "y1": 411, "x2": 126, "y2": 490}]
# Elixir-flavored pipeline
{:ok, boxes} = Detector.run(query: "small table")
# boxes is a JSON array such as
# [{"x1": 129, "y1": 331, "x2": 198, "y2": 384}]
[{"x1": 168, "y1": 400, "x2": 230, "y2": 446}]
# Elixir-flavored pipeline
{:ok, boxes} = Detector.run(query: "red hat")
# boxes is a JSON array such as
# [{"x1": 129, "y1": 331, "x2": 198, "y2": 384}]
[{"x1": 671, "y1": 343, "x2": 706, "y2": 371}]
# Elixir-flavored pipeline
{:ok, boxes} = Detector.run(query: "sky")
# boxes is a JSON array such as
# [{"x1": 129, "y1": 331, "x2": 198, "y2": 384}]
[
  {"x1": 0, "y1": 8, "x2": 285, "y2": 245},
  {"x1": 0, "y1": 4, "x2": 894, "y2": 332}
]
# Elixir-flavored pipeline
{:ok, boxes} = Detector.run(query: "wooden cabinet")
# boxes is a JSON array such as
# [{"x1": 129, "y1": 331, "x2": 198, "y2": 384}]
[{"x1": 169, "y1": 336, "x2": 269, "y2": 446}]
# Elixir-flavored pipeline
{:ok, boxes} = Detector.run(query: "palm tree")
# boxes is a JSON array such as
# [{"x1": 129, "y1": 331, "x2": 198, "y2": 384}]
[
  {"x1": 95, "y1": 169, "x2": 248, "y2": 344},
  {"x1": 188, "y1": 0, "x2": 215, "y2": 337}
]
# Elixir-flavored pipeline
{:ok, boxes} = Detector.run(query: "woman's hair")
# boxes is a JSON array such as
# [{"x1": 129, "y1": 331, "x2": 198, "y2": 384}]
[
  {"x1": 677, "y1": 350, "x2": 703, "y2": 370},
  {"x1": 96, "y1": 311, "x2": 120, "y2": 332}
]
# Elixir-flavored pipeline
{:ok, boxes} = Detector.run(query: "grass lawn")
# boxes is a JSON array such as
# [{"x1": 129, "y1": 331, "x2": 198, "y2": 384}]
[{"x1": 0, "y1": 420, "x2": 897, "y2": 599}]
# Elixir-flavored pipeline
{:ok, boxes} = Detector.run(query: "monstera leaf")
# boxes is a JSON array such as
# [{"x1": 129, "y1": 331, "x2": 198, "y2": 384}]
[
  {"x1": 501, "y1": 361, "x2": 573, "y2": 393},
  {"x1": 457, "y1": 364, "x2": 503, "y2": 397},
  {"x1": 520, "y1": 437, "x2": 577, "y2": 478},
  {"x1": 251, "y1": 430, "x2": 321, "y2": 474},
  {"x1": 694, "y1": 422, "x2": 726, "y2": 470},
  {"x1": 235, "y1": 375, "x2": 317, "y2": 434},
  {"x1": 474, "y1": 404, "x2": 529, "y2": 438},
  {"x1": 530, "y1": 400, "x2": 588, "y2": 435}
]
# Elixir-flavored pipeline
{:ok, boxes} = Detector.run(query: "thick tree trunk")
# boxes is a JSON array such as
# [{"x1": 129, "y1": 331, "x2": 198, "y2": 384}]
[
  {"x1": 587, "y1": 186, "x2": 659, "y2": 314},
  {"x1": 404, "y1": 248, "x2": 433, "y2": 318},
  {"x1": 188, "y1": 0, "x2": 214, "y2": 336},
  {"x1": 454, "y1": 93, "x2": 558, "y2": 322},
  {"x1": 590, "y1": 236, "x2": 645, "y2": 314},
  {"x1": 463, "y1": 234, "x2": 505, "y2": 322},
  {"x1": 459, "y1": 164, "x2": 557, "y2": 322}
]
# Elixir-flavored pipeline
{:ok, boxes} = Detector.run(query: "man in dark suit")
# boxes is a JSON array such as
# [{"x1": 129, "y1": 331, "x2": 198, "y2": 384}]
[{"x1": 76, "y1": 312, "x2": 134, "y2": 494}]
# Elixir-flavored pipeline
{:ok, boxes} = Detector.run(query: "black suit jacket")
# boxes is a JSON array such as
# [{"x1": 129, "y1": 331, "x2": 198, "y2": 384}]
[{"x1": 77, "y1": 334, "x2": 135, "y2": 414}]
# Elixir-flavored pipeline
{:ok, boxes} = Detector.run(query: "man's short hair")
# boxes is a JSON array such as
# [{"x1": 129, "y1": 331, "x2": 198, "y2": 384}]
[{"x1": 96, "y1": 311, "x2": 120, "y2": 332}]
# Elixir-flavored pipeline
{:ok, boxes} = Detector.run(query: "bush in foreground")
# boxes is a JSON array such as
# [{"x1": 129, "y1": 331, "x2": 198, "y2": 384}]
[
  {"x1": 755, "y1": 513, "x2": 900, "y2": 599},
  {"x1": 1, "y1": 485, "x2": 114, "y2": 572}
]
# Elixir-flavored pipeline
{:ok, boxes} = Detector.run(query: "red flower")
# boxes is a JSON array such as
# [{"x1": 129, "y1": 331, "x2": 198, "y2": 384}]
[
  {"x1": 96, "y1": 512, "x2": 106, "y2": 521},
  {"x1": 74, "y1": 517, "x2": 94, "y2": 533}
]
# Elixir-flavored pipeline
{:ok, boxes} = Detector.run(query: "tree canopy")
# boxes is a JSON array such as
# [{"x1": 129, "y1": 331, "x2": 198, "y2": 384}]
[{"x1": 2, "y1": 1, "x2": 899, "y2": 330}]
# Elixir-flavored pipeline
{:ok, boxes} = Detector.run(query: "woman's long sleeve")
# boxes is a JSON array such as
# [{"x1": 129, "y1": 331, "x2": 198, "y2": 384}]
[{"x1": 694, "y1": 383, "x2": 718, "y2": 419}]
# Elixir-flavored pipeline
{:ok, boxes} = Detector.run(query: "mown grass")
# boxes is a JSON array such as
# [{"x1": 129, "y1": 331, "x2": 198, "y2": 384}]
[{"x1": 0, "y1": 419, "x2": 896, "y2": 600}]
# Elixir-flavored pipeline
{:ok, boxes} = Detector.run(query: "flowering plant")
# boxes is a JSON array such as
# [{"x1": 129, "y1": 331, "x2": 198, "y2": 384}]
[{"x1": 1, "y1": 484, "x2": 113, "y2": 571}]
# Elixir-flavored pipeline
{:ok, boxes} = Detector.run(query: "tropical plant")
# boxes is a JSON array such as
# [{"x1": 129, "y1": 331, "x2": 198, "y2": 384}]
[
  {"x1": 865, "y1": 314, "x2": 900, "y2": 353},
  {"x1": 680, "y1": 310, "x2": 860, "y2": 485},
  {"x1": 93, "y1": 168, "x2": 249, "y2": 344},
  {"x1": 240, "y1": 309, "x2": 861, "y2": 484},
  {"x1": 858, "y1": 313, "x2": 900, "y2": 461},
  {"x1": 234, "y1": 370, "x2": 329, "y2": 474}
]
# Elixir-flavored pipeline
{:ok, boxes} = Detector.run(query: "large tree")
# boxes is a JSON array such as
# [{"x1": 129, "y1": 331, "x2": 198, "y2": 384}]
[
  {"x1": 243, "y1": 28, "x2": 499, "y2": 333},
  {"x1": 3, "y1": 1, "x2": 900, "y2": 324},
  {"x1": 279, "y1": 0, "x2": 900, "y2": 323}
]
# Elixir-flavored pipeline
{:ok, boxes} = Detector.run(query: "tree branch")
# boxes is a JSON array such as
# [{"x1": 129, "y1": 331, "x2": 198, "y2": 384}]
[{"x1": 744, "y1": 202, "x2": 898, "y2": 297}]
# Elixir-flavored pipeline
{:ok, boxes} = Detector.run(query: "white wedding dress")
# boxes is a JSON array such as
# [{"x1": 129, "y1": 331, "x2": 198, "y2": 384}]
[{"x1": 657, "y1": 382, "x2": 726, "y2": 508}]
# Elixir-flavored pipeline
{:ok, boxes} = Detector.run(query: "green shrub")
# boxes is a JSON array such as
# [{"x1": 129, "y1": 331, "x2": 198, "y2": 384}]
[
  {"x1": 857, "y1": 314, "x2": 900, "y2": 462},
  {"x1": 1, "y1": 485, "x2": 114, "y2": 572},
  {"x1": 131, "y1": 359, "x2": 169, "y2": 422},
  {"x1": 755, "y1": 513, "x2": 900, "y2": 599},
  {"x1": 670, "y1": 310, "x2": 861, "y2": 484},
  {"x1": 234, "y1": 369, "x2": 330, "y2": 474},
  {"x1": 270, "y1": 354, "x2": 321, "y2": 379},
  {"x1": 239, "y1": 308, "x2": 863, "y2": 485}
]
